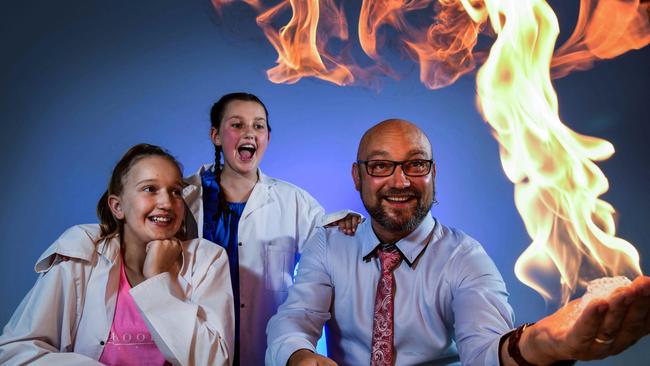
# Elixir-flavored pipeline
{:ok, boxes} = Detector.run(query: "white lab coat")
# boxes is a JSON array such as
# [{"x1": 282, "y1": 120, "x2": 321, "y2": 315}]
[
  {"x1": 0, "y1": 224, "x2": 234, "y2": 366},
  {"x1": 183, "y1": 164, "x2": 351, "y2": 366}
]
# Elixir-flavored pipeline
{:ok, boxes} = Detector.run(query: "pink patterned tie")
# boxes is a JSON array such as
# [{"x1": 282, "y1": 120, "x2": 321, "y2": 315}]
[{"x1": 370, "y1": 248, "x2": 402, "y2": 366}]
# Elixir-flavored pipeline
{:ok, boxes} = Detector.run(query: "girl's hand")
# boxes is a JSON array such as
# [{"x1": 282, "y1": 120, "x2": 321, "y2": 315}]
[
  {"x1": 143, "y1": 239, "x2": 183, "y2": 278},
  {"x1": 326, "y1": 213, "x2": 362, "y2": 236}
]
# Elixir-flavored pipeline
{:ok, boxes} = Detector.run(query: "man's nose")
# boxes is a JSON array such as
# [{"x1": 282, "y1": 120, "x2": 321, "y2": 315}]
[{"x1": 389, "y1": 165, "x2": 411, "y2": 188}]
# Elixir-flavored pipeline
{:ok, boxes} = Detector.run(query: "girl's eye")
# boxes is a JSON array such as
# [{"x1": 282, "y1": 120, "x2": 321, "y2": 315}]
[
  {"x1": 171, "y1": 188, "x2": 183, "y2": 197},
  {"x1": 143, "y1": 186, "x2": 157, "y2": 193},
  {"x1": 231, "y1": 122, "x2": 242, "y2": 129},
  {"x1": 255, "y1": 123, "x2": 266, "y2": 130}
]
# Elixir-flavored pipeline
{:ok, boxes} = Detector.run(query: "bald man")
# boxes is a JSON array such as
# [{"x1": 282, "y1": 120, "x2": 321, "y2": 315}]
[{"x1": 266, "y1": 120, "x2": 650, "y2": 366}]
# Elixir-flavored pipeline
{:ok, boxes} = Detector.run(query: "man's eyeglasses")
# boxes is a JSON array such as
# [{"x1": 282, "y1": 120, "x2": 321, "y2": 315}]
[{"x1": 357, "y1": 159, "x2": 434, "y2": 177}]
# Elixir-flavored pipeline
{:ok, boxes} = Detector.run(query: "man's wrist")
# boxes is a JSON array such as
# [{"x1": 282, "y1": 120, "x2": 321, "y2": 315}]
[
  {"x1": 499, "y1": 322, "x2": 555, "y2": 365},
  {"x1": 501, "y1": 323, "x2": 539, "y2": 365},
  {"x1": 517, "y1": 323, "x2": 575, "y2": 366}
]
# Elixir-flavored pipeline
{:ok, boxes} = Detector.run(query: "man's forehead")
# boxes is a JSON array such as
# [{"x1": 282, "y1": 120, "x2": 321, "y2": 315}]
[
  {"x1": 358, "y1": 120, "x2": 432, "y2": 159},
  {"x1": 364, "y1": 147, "x2": 429, "y2": 160}
]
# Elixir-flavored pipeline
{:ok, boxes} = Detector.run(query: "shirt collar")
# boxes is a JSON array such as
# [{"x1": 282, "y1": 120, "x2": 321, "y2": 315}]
[{"x1": 361, "y1": 213, "x2": 437, "y2": 267}]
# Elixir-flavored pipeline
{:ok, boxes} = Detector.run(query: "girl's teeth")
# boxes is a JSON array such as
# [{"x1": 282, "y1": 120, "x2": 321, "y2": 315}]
[{"x1": 151, "y1": 217, "x2": 171, "y2": 223}]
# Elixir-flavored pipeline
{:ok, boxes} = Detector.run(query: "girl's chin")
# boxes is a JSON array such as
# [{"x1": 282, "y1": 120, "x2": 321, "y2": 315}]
[
  {"x1": 225, "y1": 161, "x2": 258, "y2": 175},
  {"x1": 146, "y1": 225, "x2": 182, "y2": 239}
]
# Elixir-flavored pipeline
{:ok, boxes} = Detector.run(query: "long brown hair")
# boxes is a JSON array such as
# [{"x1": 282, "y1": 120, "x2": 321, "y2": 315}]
[{"x1": 96, "y1": 143, "x2": 184, "y2": 242}]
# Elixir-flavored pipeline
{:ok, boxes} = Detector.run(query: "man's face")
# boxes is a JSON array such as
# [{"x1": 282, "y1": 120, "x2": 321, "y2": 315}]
[{"x1": 353, "y1": 122, "x2": 436, "y2": 237}]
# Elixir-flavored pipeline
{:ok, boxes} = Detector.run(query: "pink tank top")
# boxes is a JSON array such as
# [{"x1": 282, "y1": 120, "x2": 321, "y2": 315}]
[{"x1": 99, "y1": 258, "x2": 169, "y2": 365}]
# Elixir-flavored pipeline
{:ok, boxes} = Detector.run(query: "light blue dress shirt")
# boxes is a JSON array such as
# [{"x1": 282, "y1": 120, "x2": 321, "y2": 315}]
[{"x1": 266, "y1": 213, "x2": 515, "y2": 366}]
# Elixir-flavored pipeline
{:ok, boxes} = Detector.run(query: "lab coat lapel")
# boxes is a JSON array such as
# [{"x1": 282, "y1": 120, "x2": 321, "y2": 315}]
[
  {"x1": 73, "y1": 236, "x2": 121, "y2": 353},
  {"x1": 241, "y1": 170, "x2": 274, "y2": 220}
]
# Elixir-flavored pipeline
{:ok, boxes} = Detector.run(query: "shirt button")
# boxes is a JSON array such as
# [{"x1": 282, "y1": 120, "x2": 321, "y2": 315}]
[
  {"x1": 238, "y1": 242, "x2": 242, "y2": 246},
  {"x1": 241, "y1": 303, "x2": 245, "y2": 308},
  {"x1": 100, "y1": 341, "x2": 105, "y2": 346}
]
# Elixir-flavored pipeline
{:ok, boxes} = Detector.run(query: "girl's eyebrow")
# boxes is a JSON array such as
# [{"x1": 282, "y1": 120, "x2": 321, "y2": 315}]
[
  {"x1": 134, "y1": 178, "x2": 158, "y2": 185},
  {"x1": 225, "y1": 114, "x2": 266, "y2": 122}
]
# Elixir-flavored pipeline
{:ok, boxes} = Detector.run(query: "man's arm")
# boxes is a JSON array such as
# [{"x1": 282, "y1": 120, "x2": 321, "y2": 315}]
[
  {"x1": 266, "y1": 228, "x2": 336, "y2": 366},
  {"x1": 448, "y1": 241, "x2": 515, "y2": 366},
  {"x1": 500, "y1": 275, "x2": 650, "y2": 365}
]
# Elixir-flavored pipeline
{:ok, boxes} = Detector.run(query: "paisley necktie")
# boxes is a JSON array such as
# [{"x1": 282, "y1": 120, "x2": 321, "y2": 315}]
[{"x1": 370, "y1": 248, "x2": 402, "y2": 366}]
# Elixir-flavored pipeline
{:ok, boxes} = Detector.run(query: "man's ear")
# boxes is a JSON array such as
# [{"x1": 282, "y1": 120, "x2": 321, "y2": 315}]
[
  {"x1": 352, "y1": 163, "x2": 361, "y2": 192},
  {"x1": 431, "y1": 162, "x2": 437, "y2": 179},
  {"x1": 108, "y1": 194, "x2": 124, "y2": 220},
  {"x1": 210, "y1": 126, "x2": 221, "y2": 147}
]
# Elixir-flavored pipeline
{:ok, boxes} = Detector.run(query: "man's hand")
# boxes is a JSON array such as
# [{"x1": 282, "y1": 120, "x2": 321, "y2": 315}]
[
  {"x1": 325, "y1": 213, "x2": 362, "y2": 236},
  {"x1": 143, "y1": 239, "x2": 183, "y2": 278},
  {"x1": 513, "y1": 275, "x2": 650, "y2": 365},
  {"x1": 287, "y1": 349, "x2": 338, "y2": 366}
]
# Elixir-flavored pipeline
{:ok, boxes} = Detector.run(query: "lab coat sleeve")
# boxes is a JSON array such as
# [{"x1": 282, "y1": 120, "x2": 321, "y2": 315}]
[
  {"x1": 295, "y1": 188, "x2": 327, "y2": 253},
  {"x1": 265, "y1": 229, "x2": 333, "y2": 366},
  {"x1": 0, "y1": 260, "x2": 102, "y2": 365},
  {"x1": 448, "y1": 242, "x2": 515, "y2": 366},
  {"x1": 130, "y1": 242, "x2": 234, "y2": 366},
  {"x1": 294, "y1": 188, "x2": 363, "y2": 253}
]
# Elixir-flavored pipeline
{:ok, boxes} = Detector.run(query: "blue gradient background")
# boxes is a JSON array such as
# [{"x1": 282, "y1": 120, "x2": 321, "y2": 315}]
[{"x1": 1, "y1": 1, "x2": 648, "y2": 364}]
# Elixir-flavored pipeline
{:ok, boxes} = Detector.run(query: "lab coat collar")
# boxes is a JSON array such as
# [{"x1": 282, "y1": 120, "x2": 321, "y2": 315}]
[
  {"x1": 183, "y1": 165, "x2": 205, "y2": 239},
  {"x1": 184, "y1": 163, "x2": 275, "y2": 224},
  {"x1": 241, "y1": 169, "x2": 274, "y2": 220},
  {"x1": 34, "y1": 224, "x2": 119, "y2": 273},
  {"x1": 34, "y1": 224, "x2": 194, "y2": 288}
]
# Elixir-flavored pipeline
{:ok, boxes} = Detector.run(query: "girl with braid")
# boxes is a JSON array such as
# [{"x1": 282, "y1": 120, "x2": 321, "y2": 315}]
[{"x1": 183, "y1": 92, "x2": 360, "y2": 365}]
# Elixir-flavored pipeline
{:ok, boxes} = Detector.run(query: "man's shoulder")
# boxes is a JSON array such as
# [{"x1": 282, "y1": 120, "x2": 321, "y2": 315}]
[
  {"x1": 433, "y1": 221, "x2": 502, "y2": 278},
  {"x1": 307, "y1": 221, "x2": 368, "y2": 255},
  {"x1": 431, "y1": 221, "x2": 485, "y2": 258}
]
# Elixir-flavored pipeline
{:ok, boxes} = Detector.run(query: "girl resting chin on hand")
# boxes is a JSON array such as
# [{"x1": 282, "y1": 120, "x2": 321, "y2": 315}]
[{"x1": 0, "y1": 143, "x2": 234, "y2": 366}]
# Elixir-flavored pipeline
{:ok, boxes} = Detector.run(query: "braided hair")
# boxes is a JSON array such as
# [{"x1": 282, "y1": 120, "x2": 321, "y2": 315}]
[{"x1": 209, "y1": 92, "x2": 270, "y2": 221}]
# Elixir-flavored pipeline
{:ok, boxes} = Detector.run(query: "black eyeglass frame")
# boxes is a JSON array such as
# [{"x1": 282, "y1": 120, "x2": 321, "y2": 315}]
[{"x1": 356, "y1": 159, "x2": 434, "y2": 177}]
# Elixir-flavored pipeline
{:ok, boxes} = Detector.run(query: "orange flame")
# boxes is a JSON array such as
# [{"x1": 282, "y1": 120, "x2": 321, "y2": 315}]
[
  {"x1": 214, "y1": 0, "x2": 649, "y2": 305},
  {"x1": 258, "y1": 0, "x2": 357, "y2": 85},
  {"x1": 358, "y1": 0, "x2": 485, "y2": 88},
  {"x1": 552, "y1": 0, "x2": 650, "y2": 78}
]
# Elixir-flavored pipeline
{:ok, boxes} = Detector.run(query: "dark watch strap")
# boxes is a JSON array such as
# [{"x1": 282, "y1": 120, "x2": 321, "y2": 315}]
[
  {"x1": 503, "y1": 322, "x2": 576, "y2": 366},
  {"x1": 507, "y1": 323, "x2": 536, "y2": 366}
]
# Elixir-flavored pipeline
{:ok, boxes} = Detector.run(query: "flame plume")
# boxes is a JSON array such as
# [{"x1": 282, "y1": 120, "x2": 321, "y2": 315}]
[
  {"x1": 469, "y1": 0, "x2": 643, "y2": 305},
  {"x1": 552, "y1": 0, "x2": 650, "y2": 78},
  {"x1": 359, "y1": 0, "x2": 484, "y2": 88},
  {"x1": 219, "y1": 0, "x2": 358, "y2": 85},
  {"x1": 213, "y1": 0, "x2": 648, "y2": 305}
]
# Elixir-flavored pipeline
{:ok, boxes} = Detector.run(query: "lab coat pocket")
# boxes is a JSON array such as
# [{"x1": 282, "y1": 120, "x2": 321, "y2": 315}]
[{"x1": 265, "y1": 247, "x2": 295, "y2": 292}]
